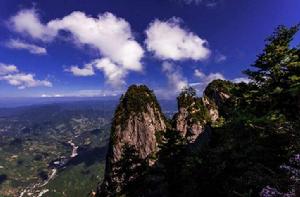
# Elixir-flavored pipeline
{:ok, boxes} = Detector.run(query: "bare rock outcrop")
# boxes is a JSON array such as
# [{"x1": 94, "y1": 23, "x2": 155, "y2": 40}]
[
  {"x1": 173, "y1": 87, "x2": 210, "y2": 142},
  {"x1": 98, "y1": 80, "x2": 235, "y2": 196},
  {"x1": 110, "y1": 104, "x2": 166, "y2": 162},
  {"x1": 173, "y1": 80, "x2": 234, "y2": 142},
  {"x1": 97, "y1": 85, "x2": 166, "y2": 196}
]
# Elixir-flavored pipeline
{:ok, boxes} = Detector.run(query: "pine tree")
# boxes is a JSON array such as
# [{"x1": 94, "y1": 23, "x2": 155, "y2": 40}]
[
  {"x1": 113, "y1": 144, "x2": 147, "y2": 197},
  {"x1": 244, "y1": 24, "x2": 300, "y2": 118},
  {"x1": 157, "y1": 129, "x2": 187, "y2": 197}
]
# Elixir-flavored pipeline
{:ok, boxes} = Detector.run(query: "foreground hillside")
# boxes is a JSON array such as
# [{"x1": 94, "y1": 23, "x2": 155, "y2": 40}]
[{"x1": 97, "y1": 25, "x2": 300, "y2": 197}]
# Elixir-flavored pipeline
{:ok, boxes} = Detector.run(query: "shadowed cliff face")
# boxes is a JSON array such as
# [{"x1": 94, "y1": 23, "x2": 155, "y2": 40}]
[
  {"x1": 98, "y1": 85, "x2": 167, "y2": 196},
  {"x1": 98, "y1": 81, "x2": 234, "y2": 196}
]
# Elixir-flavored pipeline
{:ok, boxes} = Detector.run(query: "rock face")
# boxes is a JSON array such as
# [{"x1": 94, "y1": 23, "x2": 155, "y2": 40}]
[
  {"x1": 173, "y1": 80, "x2": 234, "y2": 142},
  {"x1": 98, "y1": 80, "x2": 234, "y2": 196},
  {"x1": 202, "y1": 96, "x2": 219, "y2": 122},
  {"x1": 174, "y1": 106, "x2": 207, "y2": 143},
  {"x1": 174, "y1": 107, "x2": 189, "y2": 136},
  {"x1": 173, "y1": 87, "x2": 210, "y2": 142},
  {"x1": 111, "y1": 104, "x2": 166, "y2": 162},
  {"x1": 98, "y1": 85, "x2": 166, "y2": 196}
]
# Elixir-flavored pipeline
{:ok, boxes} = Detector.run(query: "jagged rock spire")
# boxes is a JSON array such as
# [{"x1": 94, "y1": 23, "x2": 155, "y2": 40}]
[{"x1": 98, "y1": 85, "x2": 167, "y2": 196}]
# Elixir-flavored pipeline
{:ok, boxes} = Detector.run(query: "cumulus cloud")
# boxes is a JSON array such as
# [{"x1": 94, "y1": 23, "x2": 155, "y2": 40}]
[
  {"x1": 194, "y1": 69, "x2": 225, "y2": 81},
  {"x1": 190, "y1": 69, "x2": 225, "y2": 93},
  {"x1": 94, "y1": 58, "x2": 127, "y2": 87},
  {"x1": 10, "y1": 9, "x2": 56, "y2": 41},
  {"x1": 0, "y1": 63, "x2": 52, "y2": 89},
  {"x1": 145, "y1": 18, "x2": 210, "y2": 61},
  {"x1": 67, "y1": 58, "x2": 127, "y2": 87},
  {"x1": 194, "y1": 68, "x2": 205, "y2": 78},
  {"x1": 6, "y1": 39, "x2": 47, "y2": 54},
  {"x1": 47, "y1": 11, "x2": 144, "y2": 71},
  {"x1": 192, "y1": 68, "x2": 250, "y2": 93},
  {"x1": 68, "y1": 63, "x2": 95, "y2": 77},
  {"x1": 0, "y1": 63, "x2": 18, "y2": 75},
  {"x1": 9, "y1": 9, "x2": 144, "y2": 86},
  {"x1": 1, "y1": 73, "x2": 52, "y2": 89},
  {"x1": 162, "y1": 62, "x2": 188, "y2": 92}
]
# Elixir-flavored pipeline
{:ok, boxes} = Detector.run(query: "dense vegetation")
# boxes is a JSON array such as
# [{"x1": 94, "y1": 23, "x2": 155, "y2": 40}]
[
  {"x1": 102, "y1": 25, "x2": 300, "y2": 197},
  {"x1": 176, "y1": 87, "x2": 210, "y2": 124}
]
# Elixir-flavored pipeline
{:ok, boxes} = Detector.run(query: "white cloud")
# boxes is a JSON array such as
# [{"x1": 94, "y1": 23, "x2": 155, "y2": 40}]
[
  {"x1": 9, "y1": 9, "x2": 144, "y2": 86},
  {"x1": 47, "y1": 11, "x2": 144, "y2": 72},
  {"x1": 68, "y1": 63, "x2": 95, "y2": 76},
  {"x1": 194, "y1": 68, "x2": 225, "y2": 81},
  {"x1": 194, "y1": 68, "x2": 205, "y2": 78},
  {"x1": 0, "y1": 63, "x2": 52, "y2": 89},
  {"x1": 162, "y1": 62, "x2": 188, "y2": 92},
  {"x1": 94, "y1": 58, "x2": 127, "y2": 87},
  {"x1": 145, "y1": 18, "x2": 210, "y2": 61},
  {"x1": 0, "y1": 63, "x2": 18, "y2": 75},
  {"x1": 192, "y1": 68, "x2": 251, "y2": 93},
  {"x1": 67, "y1": 58, "x2": 127, "y2": 87},
  {"x1": 10, "y1": 9, "x2": 56, "y2": 41},
  {"x1": 1, "y1": 73, "x2": 52, "y2": 89},
  {"x1": 204, "y1": 72, "x2": 225, "y2": 82},
  {"x1": 6, "y1": 39, "x2": 47, "y2": 54},
  {"x1": 232, "y1": 77, "x2": 250, "y2": 84},
  {"x1": 191, "y1": 69, "x2": 225, "y2": 93},
  {"x1": 41, "y1": 94, "x2": 63, "y2": 98},
  {"x1": 41, "y1": 94, "x2": 49, "y2": 97}
]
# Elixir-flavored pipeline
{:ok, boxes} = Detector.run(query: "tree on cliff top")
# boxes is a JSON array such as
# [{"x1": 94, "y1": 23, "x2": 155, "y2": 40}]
[{"x1": 244, "y1": 24, "x2": 300, "y2": 118}]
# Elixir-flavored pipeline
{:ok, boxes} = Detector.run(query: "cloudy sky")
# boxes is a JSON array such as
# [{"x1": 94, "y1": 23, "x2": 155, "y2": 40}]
[{"x1": 0, "y1": 0, "x2": 299, "y2": 98}]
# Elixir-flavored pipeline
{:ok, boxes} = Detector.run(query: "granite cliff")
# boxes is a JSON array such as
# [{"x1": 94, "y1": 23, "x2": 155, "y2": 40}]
[
  {"x1": 98, "y1": 85, "x2": 167, "y2": 196},
  {"x1": 97, "y1": 81, "x2": 234, "y2": 196}
]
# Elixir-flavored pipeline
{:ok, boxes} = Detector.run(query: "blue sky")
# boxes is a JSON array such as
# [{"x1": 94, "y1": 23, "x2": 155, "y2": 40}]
[{"x1": 0, "y1": 0, "x2": 299, "y2": 98}]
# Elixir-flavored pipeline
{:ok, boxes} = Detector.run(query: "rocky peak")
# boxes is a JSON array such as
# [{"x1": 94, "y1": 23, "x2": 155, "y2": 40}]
[
  {"x1": 173, "y1": 87, "x2": 210, "y2": 142},
  {"x1": 109, "y1": 85, "x2": 166, "y2": 161},
  {"x1": 98, "y1": 82, "x2": 234, "y2": 195},
  {"x1": 98, "y1": 85, "x2": 166, "y2": 196},
  {"x1": 203, "y1": 79, "x2": 234, "y2": 108},
  {"x1": 173, "y1": 80, "x2": 234, "y2": 142},
  {"x1": 203, "y1": 79, "x2": 235, "y2": 119}
]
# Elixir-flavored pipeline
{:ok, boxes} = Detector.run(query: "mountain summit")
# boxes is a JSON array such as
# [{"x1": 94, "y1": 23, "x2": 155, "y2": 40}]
[{"x1": 98, "y1": 85, "x2": 167, "y2": 195}]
